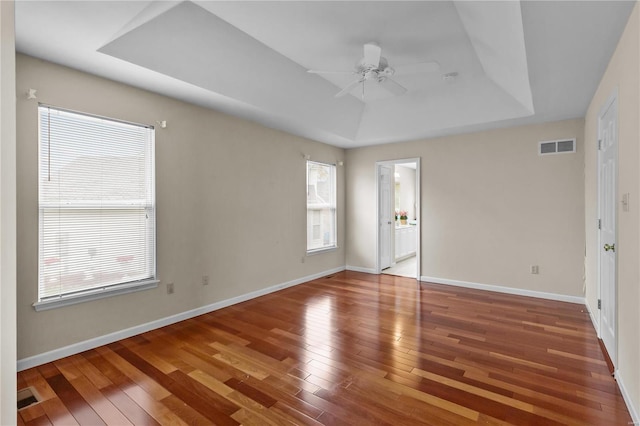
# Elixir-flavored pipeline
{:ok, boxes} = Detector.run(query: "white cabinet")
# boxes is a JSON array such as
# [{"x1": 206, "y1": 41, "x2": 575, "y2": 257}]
[{"x1": 395, "y1": 225, "x2": 416, "y2": 260}]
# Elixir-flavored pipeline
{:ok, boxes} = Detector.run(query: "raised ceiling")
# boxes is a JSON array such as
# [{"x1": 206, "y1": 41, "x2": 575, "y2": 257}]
[{"x1": 15, "y1": 1, "x2": 636, "y2": 148}]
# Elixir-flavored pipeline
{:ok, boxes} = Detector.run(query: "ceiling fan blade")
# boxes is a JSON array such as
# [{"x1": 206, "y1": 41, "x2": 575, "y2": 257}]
[
  {"x1": 307, "y1": 69, "x2": 355, "y2": 75},
  {"x1": 335, "y1": 79, "x2": 363, "y2": 98},
  {"x1": 379, "y1": 77, "x2": 407, "y2": 96},
  {"x1": 393, "y1": 61, "x2": 441, "y2": 75},
  {"x1": 363, "y1": 43, "x2": 381, "y2": 68}
]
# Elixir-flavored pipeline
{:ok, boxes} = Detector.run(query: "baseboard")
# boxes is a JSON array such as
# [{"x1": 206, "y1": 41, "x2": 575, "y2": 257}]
[
  {"x1": 346, "y1": 265, "x2": 378, "y2": 274},
  {"x1": 395, "y1": 253, "x2": 416, "y2": 263},
  {"x1": 420, "y1": 276, "x2": 585, "y2": 305},
  {"x1": 615, "y1": 370, "x2": 640, "y2": 425},
  {"x1": 17, "y1": 266, "x2": 345, "y2": 371},
  {"x1": 585, "y1": 301, "x2": 600, "y2": 337}
]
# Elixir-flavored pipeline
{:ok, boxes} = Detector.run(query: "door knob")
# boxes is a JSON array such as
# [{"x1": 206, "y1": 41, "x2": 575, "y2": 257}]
[{"x1": 604, "y1": 243, "x2": 616, "y2": 252}]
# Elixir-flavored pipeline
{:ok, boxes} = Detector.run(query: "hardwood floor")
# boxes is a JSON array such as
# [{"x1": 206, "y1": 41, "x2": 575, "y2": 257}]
[{"x1": 18, "y1": 271, "x2": 632, "y2": 425}]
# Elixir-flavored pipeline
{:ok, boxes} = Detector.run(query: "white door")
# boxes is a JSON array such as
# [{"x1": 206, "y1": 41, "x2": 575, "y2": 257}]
[
  {"x1": 379, "y1": 165, "x2": 393, "y2": 269},
  {"x1": 598, "y1": 94, "x2": 617, "y2": 365}
]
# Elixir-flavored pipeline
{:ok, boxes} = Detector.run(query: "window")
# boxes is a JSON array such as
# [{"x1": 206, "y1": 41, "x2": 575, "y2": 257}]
[
  {"x1": 36, "y1": 106, "x2": 156, "y2": 310},
  {"x1": 306, "y1": 161, "x2": 336, "y2": 252}
]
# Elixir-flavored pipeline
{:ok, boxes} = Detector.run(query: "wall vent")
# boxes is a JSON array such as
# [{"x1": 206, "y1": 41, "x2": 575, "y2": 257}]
[{"x1": 538, "y1": 139, "x2": 576, "y2": 156}]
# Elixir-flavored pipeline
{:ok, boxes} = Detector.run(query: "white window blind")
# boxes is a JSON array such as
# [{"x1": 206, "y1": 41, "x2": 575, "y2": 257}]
[
  {"x1": 37, "y1": 106, "x2": 156, "y2": 307},
  {"x1": 306, "y1": 161, "x2": 336, "y2": 252}
]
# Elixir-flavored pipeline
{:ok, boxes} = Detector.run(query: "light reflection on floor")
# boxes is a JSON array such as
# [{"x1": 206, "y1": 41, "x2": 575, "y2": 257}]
[{"x1": 304, "y1": 297, "x2": 334, "y2": 357}]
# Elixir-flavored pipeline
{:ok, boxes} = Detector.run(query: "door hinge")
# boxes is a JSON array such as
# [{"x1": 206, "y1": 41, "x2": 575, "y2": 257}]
[
  {"x1": 598, "y1": 139, "x2": 602, "y2": 150},
  {"x1": 598, "y1": 299, "x2": 601, "y2": 310},
  {"x1": 598, "y1": 219, "x2": 601, "y2": 230}
]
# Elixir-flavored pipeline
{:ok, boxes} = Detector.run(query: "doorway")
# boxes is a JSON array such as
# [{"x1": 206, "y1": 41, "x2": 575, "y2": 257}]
[
  {"x1": 376, "y1": 158, "x2": 420, "y2": 279},
  {"x1": 597, "y1": 91, "x2": 618, "y2": 367}
]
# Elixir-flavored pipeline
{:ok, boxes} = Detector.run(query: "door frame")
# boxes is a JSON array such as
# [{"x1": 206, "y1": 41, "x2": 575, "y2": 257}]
[
  {"x1": 596, "y1": 88, "x2": 618, "y2": 367},
  {"x1": 375, "y1": 158, "x2": 421, "y2": 280},
  {"x1": 378, "y1": 163, "x2": 394, "y2": 270}
]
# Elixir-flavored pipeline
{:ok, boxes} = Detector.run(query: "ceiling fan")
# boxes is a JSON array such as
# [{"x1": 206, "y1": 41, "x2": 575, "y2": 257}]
[{"x1": 308, "y1": 42, "x2": 440, "y2": 99}]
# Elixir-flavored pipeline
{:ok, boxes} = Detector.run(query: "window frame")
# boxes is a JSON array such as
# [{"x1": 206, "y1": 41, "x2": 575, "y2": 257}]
[
  {"x1": 306, "y1": 160, "x2": 337, "y2": 254},
  {"x1": 34, "y1": 105, "x2": 158, "y2": 311}
]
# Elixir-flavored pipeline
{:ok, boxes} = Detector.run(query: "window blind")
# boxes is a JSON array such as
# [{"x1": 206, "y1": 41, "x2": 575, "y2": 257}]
[
  {"x1": 38, "y1": 106, "x2": 156, "y2": 303},
  {"x1": 306, "y1": 161, "x2": 336, "y2": 252}
]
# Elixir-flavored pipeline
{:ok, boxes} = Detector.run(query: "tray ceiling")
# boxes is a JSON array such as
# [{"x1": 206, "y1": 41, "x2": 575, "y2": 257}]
[{"x1": 15, "y1": 1, "x2": 636, "y2": 148}]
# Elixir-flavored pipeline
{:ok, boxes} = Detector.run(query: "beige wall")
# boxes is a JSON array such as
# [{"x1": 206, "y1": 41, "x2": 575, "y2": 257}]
[
  {"x1": 346, "y1": 119, "x2": 585, "y2": 297},
  {"x1": 1, "y1": 1, "x2": 17, "y2": 422},
  {"x1": 584, "y1": 3, "x2": 640, "y2": 418},
  {"x1": 16, "y1": 55, "x2": 345, "y2": 359}
]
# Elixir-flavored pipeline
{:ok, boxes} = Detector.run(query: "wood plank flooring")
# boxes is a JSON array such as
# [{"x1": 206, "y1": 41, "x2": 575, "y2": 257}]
[{"x1": 18, "y1": 271, "x2": 632, "y2": 425}]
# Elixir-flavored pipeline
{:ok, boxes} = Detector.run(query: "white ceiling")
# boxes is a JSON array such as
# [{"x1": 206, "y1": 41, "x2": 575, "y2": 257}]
[{"x1": 15, "y1": 1, "x2": 636, "y2": 149}]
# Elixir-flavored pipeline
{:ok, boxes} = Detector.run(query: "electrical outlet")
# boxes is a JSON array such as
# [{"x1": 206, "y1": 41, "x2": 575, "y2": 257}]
[
  {"x1": 202, "y1": 275, "x2": 209, "y2": 286},
  {"x1": 530, "y1": 265, "x2": 539, "y2": 274},
  {"x1": 166, "y1": 282, "x2": 174, "y2": 294}
]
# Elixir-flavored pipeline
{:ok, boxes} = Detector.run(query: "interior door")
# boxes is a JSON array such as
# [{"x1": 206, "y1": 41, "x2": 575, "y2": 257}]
[
  {"x1": 379, "y1": 165, "x2": 393, "y2": 270},
  {"x1": 598, "y1": 94, "x2": 617, "y2": 365}
]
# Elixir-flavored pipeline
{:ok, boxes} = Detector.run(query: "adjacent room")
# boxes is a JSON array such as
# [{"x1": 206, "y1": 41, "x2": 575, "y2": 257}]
[{"x1": 1, "y1": 1, "x2": 639, "y2": 424}]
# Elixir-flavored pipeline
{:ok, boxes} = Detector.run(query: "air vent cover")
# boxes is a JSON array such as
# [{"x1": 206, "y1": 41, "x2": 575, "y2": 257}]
[
  {"x1": 17, "y1": 387, "x2": 41, "y2": 410},
  {"x1": 538, "y1": 139, "x2": 575, "y2": 156}
]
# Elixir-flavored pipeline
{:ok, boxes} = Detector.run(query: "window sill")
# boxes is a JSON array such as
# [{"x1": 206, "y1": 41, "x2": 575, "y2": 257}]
[
  {"x1": 306, "y1": 246, "x2": 338, "y2": 256},
  {"x1": 33, "y1": 279, "x2": 159, "y2": 311}
]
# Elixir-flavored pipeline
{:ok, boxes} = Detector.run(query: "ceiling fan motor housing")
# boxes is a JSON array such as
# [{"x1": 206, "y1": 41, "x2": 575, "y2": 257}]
[{"x1": 356, "y1": 56, "x2": 395, "y2": 81}]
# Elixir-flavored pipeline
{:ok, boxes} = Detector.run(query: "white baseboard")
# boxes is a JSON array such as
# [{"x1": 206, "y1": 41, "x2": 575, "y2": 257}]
[
  {"x1": 420, "y1": 276, "x2": 585, "y2": 305},
  {"x1": 584, "y1": 301, "x2": 600, "y2": 337},
  {"x1": 346, "y1": 265, "x2": 377, "y2": 274},
  {"x1": 17, "y1": 266, "x2": 345, "y2": 371},
  {"x1": 615, "y1": 371, "x2": 640, "y2": 425}
]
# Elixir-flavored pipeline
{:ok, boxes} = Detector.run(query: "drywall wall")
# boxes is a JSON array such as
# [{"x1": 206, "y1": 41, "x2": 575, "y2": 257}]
[
  {"x1": 16, "y1": 55, "x2": 345, "y2": 360},
  {"x1": 346, "y1": 119, "x2": 585, "y2": 297},
  {"x1": 584, "y1": 2, "x2": 639, "y2": 420},
  {"x1": 0, "y1": 1, "x2": 17, "y2": 422}
]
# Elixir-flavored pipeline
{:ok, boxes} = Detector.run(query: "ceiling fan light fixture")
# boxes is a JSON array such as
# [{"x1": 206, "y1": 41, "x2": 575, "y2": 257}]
[{"x1": 309, "y1": 43, "x2": 440, "y2": 99}]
